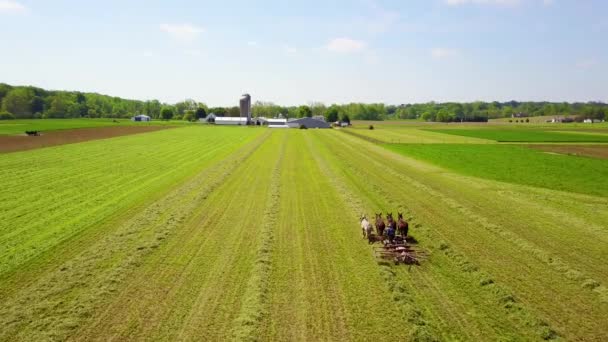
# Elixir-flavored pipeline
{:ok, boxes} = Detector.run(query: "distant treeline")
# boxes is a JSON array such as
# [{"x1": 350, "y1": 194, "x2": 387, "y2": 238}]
[{"x1": 1, "y1": 83, "x2": 606, "y2": 122}]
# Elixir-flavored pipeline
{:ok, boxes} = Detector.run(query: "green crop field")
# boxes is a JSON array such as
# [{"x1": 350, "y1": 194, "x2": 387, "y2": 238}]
[
  {"x1": 0, "y1": 119, "x2": 185, "y2": 135},
  {"x1": 1, "y1": 124, "x2": 607, "y2": 341},
  {"x1": 428, "y1": 128, "x2": 608, "y2": 142},
  {"x1": 385, "y1": 144, "x2": 608, "y2": 197}
]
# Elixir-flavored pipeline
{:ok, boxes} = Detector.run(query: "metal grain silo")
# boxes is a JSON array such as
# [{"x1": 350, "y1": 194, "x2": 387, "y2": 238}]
[{"x1": 240, "y1": 94, "x2": 251, "y2": 124}]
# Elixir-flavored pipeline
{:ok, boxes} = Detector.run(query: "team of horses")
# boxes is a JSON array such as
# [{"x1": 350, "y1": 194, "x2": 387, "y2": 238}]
[{"x1": 360, "y1": 212, "x2": 409, "y2": 244}]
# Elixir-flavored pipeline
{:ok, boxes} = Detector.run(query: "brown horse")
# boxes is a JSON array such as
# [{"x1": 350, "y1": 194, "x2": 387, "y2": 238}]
[
  {"x1": 375, "y1": 213, "x2": 386, "y2": 237},
  {"x1": 397, "y1": 212, "x2": 409, "y2": 238}
]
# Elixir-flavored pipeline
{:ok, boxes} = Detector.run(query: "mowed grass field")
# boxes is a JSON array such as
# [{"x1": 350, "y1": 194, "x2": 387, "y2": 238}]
[{"x1": 1, "y1": 122, "x2": 607, "y2": 341}]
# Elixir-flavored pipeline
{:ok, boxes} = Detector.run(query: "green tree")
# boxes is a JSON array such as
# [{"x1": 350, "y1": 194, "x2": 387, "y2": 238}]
[
  {"x1": 195, "y1": 107, "x2": 207, "y2": 119},
  {"x1": 2, "y1": 88, "x2": 34, "y2": 118},
  {"x1": 296, "y1": 105, "x2": 312, "y2": 118},
  {"x1": 341, "y1": 113, "x2": 350, "y2": 124},
  {"x1": 325, "y1": 105, "x2": 340, "y2": 122},
  {"x1": 161, "y1": 107, "x2": 174, "y2": 120}
]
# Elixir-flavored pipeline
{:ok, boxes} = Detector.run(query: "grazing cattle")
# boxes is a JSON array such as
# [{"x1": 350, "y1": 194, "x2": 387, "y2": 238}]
[
  {"x1": 375, "y1": 213, "x2": 386, "y2": 237},
  {"x1": 397, "y1": 212, "x2": 409, "y2": 238}
]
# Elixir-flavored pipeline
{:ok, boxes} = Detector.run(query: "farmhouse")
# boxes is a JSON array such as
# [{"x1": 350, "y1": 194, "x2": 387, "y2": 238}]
[{"x1": 132, "y1": 114, "x2": 151, "y2": 122}]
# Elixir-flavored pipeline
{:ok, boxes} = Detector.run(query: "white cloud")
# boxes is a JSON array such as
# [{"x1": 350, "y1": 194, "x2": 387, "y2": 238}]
[
  {"x1": 445, "y1": 0, "x2": 521, "y2": 6},
  {"x1": 327, "y1": 38, "x2": 366, "y2": 53},
  {"x1": 160, "y1": 23, "x2": 204, "y2": 42},
  {"x1": 445, "y1": 0, "x2": 553, "y2": 6},
  {"x1": 0, "y1": 0, "x2": 26, "y2": 13},
  {"x1": 247, "y1": 41, "x2": 258, "y2": 47},
  {"x1": 431, "y1": 48, "x2": 460, "y2": 60},
  {"x1": 576, "y1": 58, "x2": 598, "y2": 70}
]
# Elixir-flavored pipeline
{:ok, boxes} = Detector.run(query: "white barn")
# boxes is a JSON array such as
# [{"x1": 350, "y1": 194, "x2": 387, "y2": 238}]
[
  {"x1": 268, "y1": 118, "x2": 288, "y2": 128},
  {"x1": 215, "y1": 117, "x2": 249, "y2": 125}
]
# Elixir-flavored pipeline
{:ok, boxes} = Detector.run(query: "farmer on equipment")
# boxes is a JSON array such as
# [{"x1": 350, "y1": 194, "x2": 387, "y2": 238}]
[{"x1": 386, "y1": 225, "x2": 396, "y2": 243}]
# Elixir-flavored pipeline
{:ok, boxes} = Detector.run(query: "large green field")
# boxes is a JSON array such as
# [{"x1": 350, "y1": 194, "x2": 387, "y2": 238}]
[
  {"x1": 428, "y1": 128, "x2": 608, "y2": 142},
  {"x1": 1, "y1": 123, "x2": 607, "y2": 341},
  {"x1": 0, "y1": 118, "x2": 185, "y2": 135},
  {"x1": 385, "y1": 144, "x2": 608, "y2": 197}
]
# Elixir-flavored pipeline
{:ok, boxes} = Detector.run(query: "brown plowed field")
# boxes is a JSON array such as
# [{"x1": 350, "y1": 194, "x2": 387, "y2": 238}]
[
  {"x1": 529, "y1": 144, "x2": 608, "y2": 159},
  {"x1": 0, "y1": 126, "x2": 172, "y2": 153}
]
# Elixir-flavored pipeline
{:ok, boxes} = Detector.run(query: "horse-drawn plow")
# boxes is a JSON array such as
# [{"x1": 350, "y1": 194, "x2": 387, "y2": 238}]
[
  {"x1": 361, "y1": 213, "x2": 429, "y2": 266},
  {"x1": 372, "y1": 236, "x2": 429, "y2": 265}
]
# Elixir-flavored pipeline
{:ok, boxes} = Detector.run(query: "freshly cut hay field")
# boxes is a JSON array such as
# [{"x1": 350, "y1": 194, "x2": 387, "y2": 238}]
[
  {"x1": 428, "y1": 128, "x2": 608, "y2": 142},
  {"x1": 1, "y1": 126, "x2": 607, "y2": 341},
  {"x1": 385, "y1": 144, "x2": 608, "y2": 197},
  {"x1": 345, "y1": 126, "x2": 493, "y2": 144}
]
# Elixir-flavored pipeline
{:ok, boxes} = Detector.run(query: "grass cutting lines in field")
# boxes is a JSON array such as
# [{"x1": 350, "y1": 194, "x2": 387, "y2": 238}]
[
  {"x1": 260, "y1": 131, "x2": 409, "y2": 341},
  {"x1": 326, "y1": 130, "x2": 608, "y2": 340},
  {"x1": 345, "y1": 126, "x2": 493, "y2": 144},
  {"x1": 0, "y1": 127, "x2": 263, "y2": 280},
  {"x1": 231, "y1": 132, "x2": 286, "y2": 341},
  {"x1": 311, "y1": 132, "x2": 556, "y2": 341},
  {"x1": 0, "y1": 128, "x2": 268, "y2": 340},
  {"x1": 68, "y1": 132, "x2": 283, "y2": 341}
]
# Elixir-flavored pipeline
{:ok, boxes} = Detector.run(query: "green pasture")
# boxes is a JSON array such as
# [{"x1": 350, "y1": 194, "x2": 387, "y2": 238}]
[
  {"x1": 385, "y1": 144, "x2": 608, "y2": 197},
  {"x1": 428, "y1": 128, "x2": 608, "y2": 142},
  {"x1": 0, "y1": 118, "x2": 188, "y2": 135}
]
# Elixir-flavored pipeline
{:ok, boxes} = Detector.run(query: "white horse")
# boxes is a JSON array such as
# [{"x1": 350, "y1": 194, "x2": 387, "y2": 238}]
[{"x1": 360, "y1": 215, "x2": 373, "y2": 238}]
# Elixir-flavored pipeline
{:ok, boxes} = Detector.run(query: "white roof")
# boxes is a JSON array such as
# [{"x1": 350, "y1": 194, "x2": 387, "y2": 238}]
[
  {"x1": 215, "y1": 117, "x2": 248, "y2": 121},
  {"x1": 268, "y1": 118, "x2": 287, "y2": 123},
  {"x1": 134, "y1": 114, "x2": 150, "y2": 118}
]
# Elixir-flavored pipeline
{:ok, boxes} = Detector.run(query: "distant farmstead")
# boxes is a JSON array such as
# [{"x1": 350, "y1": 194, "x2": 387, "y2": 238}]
[
  {"x1": 132, "y1": 114, "x2": 151, "y2": 122},
  {"x1": 287, "y1": 117, "x2": 331, "y2": 129}
]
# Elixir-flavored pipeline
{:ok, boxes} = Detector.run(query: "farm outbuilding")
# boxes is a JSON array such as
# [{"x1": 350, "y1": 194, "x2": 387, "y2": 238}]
[
  {"x1": 268, "y1": 118, "x2": 288, "y2": 128},
  {"x1": 214, "y1": 117, "x2": 249, "y2": 125},
  {"x1": 287, "y1": 117, "x2": 331, "y2": 129},
  {"x1": 132, "y1": 114, "x2": 151, "y2": 122}
]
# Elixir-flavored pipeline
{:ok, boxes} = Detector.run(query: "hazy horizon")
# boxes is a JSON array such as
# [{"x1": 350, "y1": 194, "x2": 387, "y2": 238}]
[{"x1": 1, "y1": 0, "x2": 606, "y2": 106}]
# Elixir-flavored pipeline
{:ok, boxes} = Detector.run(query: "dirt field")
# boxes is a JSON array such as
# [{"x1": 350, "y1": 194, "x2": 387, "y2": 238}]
[
  {"x1": 0, "y1": 126, "x2": 172, "y2": 153},
  {"x1": 529, "y1": 144, "x2": 608, "y2": 159}
]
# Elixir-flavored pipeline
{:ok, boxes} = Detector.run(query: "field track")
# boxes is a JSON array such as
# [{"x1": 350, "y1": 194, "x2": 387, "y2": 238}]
[
  {"x1": 1, "y1": 126, "x2": 607, "y2": 341},
  {"x1": 0, "y1": 126, "x2": 172, "y2": 153}
]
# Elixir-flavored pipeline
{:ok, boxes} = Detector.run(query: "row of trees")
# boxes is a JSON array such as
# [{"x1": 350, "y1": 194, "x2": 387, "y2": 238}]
[
  {"x1": 392, "y1": 101, "x2": 607, "y2": 122},
  {"x1": 1, "y1": 83, "x2": 606, "y2": 122}
]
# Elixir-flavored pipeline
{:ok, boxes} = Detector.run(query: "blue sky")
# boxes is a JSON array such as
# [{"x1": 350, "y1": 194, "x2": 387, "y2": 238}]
[{"x1": 0, "y1": 0, "x2": 606, "y2": 106}]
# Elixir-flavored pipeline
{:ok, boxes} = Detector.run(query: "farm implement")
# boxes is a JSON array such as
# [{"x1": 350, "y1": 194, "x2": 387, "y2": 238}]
[{"x1": 372, "y1": 237, "x2": 429, "y2": 265}]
